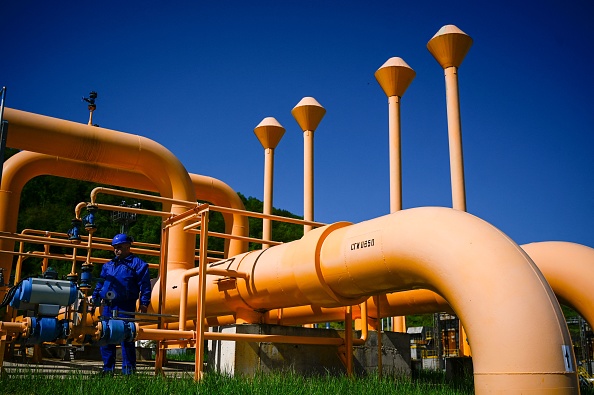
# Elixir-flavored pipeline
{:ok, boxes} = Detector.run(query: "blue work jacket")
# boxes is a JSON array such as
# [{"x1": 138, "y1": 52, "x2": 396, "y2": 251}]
[{"x1": 92, "y1": 254, "x2": 151, "y2": 310}]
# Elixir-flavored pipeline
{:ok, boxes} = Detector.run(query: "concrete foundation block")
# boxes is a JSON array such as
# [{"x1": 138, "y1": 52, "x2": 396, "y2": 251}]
[{"x1": 207, "y1": 324, "x2": 411, "y2": 378}]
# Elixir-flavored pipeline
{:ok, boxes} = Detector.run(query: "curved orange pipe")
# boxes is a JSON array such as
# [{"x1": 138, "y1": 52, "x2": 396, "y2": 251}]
[
  {"x1": 3, "y1": 108, "x2": 196, "y2": 272},
  {"x1": 362, "y1": 241, "x2": 594, "y2": 329},
  {"x1": 522, "y1": 241, "x2": 594, "y2": 327},
  {"x1": 320, "y1": 209, "x2": 577, "y2": 392},
  {"x1": 188, "y1": 173, "x2": 248, "y2": 256}
]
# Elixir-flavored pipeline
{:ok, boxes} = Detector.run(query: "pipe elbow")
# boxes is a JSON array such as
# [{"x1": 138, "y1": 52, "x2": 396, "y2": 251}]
[{"x1": 316, "y1": 207, "x2": 576, "y2": 390}]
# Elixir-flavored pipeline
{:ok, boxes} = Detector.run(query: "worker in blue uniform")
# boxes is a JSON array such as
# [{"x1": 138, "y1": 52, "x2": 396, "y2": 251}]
[{"x1": 92, "y1": 233, "x2": 152, "y2": 375}]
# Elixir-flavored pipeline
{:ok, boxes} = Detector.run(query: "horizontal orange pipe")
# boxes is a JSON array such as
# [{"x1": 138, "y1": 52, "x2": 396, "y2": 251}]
[
  {"x1": 136, "y1": 327, "x2": 346, "y2": 347},
  {"x1": 205, "y1": 332, "x2": 345, "y2": 346},
  {"x1": 269, "y1": 241, "x2": 594, "y2": 333},
  {"x1": 0, "y1": 321, "x2": 28, "y2": 334}
]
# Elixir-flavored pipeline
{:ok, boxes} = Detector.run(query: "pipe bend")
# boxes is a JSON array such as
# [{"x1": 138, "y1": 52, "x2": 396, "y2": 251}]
[
  {"x1": 371, "y1": 241, "x2": 594, "y2": 333},
  {"x1": 522, "y1": 241, "x2": 594, "y2": 328},
  {"x1": 318, "y1": 207, "x2": 577, "y2": 392},
  {"x1": 3, "y1": 108, "x2": 197, "y2": 271}
]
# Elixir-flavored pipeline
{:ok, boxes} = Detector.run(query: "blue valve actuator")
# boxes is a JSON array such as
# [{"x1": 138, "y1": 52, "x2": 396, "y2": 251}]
[{"x1": 10, "y1": 278, "x2": 77, "y2": 309}]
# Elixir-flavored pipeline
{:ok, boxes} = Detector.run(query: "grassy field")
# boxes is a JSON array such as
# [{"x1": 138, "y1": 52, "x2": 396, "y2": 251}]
[
  {"x1": 0, "y1": 369, "x2": 475, "y2": 395},
  {"x1": 3, "y1": 364, "x2": 593, "y2": 394}
]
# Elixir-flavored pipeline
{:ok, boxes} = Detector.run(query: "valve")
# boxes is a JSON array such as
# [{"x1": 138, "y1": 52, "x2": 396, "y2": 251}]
[
  {"x1": 9, "y1": 277, "x2": 78, "y2": 310},
  {"x1": 97, "y1": 319, "x2": 136, "y2": 346},
  {"x1": 67, "y1": 218, "x2": 82, "y2": 241},
  {"x1": 83, "y1": 205, "x2": 97, "y2": 230},
  {"x1": 26, "y1": 317, "x2": 69, "y2": 345},
  {"x1": 79, "y1": 263, "x2": 93, "y2": 290},
  {"x1": 42, "y1": 267, "x2": 58, "y2": 280}
]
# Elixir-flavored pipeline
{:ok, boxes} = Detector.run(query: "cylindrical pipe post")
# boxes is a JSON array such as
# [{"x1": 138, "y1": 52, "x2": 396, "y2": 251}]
[
  {"x1": 428, "y1": 24, "x2": 473, "y2": 356},
  {"x1": 254, "y1": 117, "x2": 285, "y2": 249},
  {"x1": 375, "y1": 57, "x2": 416, "y2": 333},
  {"x1": 291, "y1": 97, "x2": 326, "y2": 234},
  {"x1": 374, "y1": 57, "x2": 416, "y2": 213},
  {"x1": 427, "y1": 24, "x2": 473, "y2": 212}
]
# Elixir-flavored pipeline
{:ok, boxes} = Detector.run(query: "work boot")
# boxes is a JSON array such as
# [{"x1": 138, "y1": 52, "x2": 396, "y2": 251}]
[{"x1": 97, "y1": 370, "x2": 114, "y2": 377}]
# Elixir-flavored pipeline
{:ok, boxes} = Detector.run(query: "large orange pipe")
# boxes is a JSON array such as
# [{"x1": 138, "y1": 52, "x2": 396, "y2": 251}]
[
  {"x1": 522, "y1": 241, "x2": 594, "y2": 327},
  {"x1": 373, "y1": 242, "x2": 594, "y2": 330},
  {"x1": 318, "y1": 209, "x2": 577, "y2": 392},
  {"x1": 3, "y1": 108, "x2": 196, "y2": 273},
  {"x1": 0, "y1": 151, "x2": 248, "y2": 282},
  {"x1": 188, "y1": 173, "x2": 248, "y2": 257},
  {"x1": 167, "y1": 207, "x2": 577, "y2": 393},
  {"x1": 271, "y1": 241, "x2": 594, "y2": 334}
]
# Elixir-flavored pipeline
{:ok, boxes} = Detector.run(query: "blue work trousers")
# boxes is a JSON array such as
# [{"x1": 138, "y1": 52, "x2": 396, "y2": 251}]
[{"x1": 101, "y1": 341, "x2": 136, "y2": 374}]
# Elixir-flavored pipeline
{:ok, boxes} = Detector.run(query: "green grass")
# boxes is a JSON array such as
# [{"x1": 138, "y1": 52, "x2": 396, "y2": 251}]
[
  {"x1": 4, "y1": 367, "x2": 593, "y2": 394},
  {"x1": 0, "y1": 369, "x2": 474, "y2": 395}
]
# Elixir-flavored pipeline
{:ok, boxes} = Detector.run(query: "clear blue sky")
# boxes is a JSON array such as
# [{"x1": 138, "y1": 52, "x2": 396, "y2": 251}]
[{"x1": 2, "y1": 1, "x2": 593, "y2": 249}]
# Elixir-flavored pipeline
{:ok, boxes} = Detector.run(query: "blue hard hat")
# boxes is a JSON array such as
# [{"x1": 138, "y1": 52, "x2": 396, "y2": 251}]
[{"x1": 111, "y1": 233, "x2": 133, "y2": 246}]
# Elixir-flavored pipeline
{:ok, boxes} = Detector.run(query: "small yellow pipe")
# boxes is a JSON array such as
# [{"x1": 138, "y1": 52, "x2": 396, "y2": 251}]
[
  {"x1": 345, "y1": 306, "x2": 353, "y2": 376},
  {"x1": 375, "y1": 295, "x2": 382, "y2": 378},
  {"x1": 136, "y1": 327, "x2": 347, "y2": 347},
  {"x1": 352, "y1": 302, "x2": 368, "y2": 346},
  {"x1": 292, "y1": 98, "x2": 325, "y2": 235},
  {"x1": 179, "y1": 267, "x2": 200, "y2": 330},
  {"x1": 303, "y1": 130, "x2": 314, "y2": 234},
  {"x1": 73, "y1": 202, "x2": 87, "y2": 220},
  {"x1": 84, "y1": 229, "x2": 94, "y2": 264},
  {"x1": 444, "y1": 67, "x2": 466, "y2": 212},
  {"x1": 14, "y1": 240, "x2": 25, "y2": 284},
  {"x1": 204, "y1": 331, "x2": 345, "y2": 346},
  {"x1": 0, "y1": 321, "x2": 28, "y2": 335},
  {"x1": 194, "y1": 210, "x2": 210, "y2": 380}
]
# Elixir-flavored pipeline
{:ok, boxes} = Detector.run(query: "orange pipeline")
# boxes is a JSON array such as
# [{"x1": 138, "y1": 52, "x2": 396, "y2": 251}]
[
  {"x1": 5, "y1": 152, "x2": 592, "y2": 352},
  {"x1": 268, "y1": 241, "x2": 594, "y2": 335},
  {"x1": 165, "y1": 208, "x2": 577, "y2": 394},
  {"x1": 0, "y1": 110, "x2": 580, "y2": 392}
]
